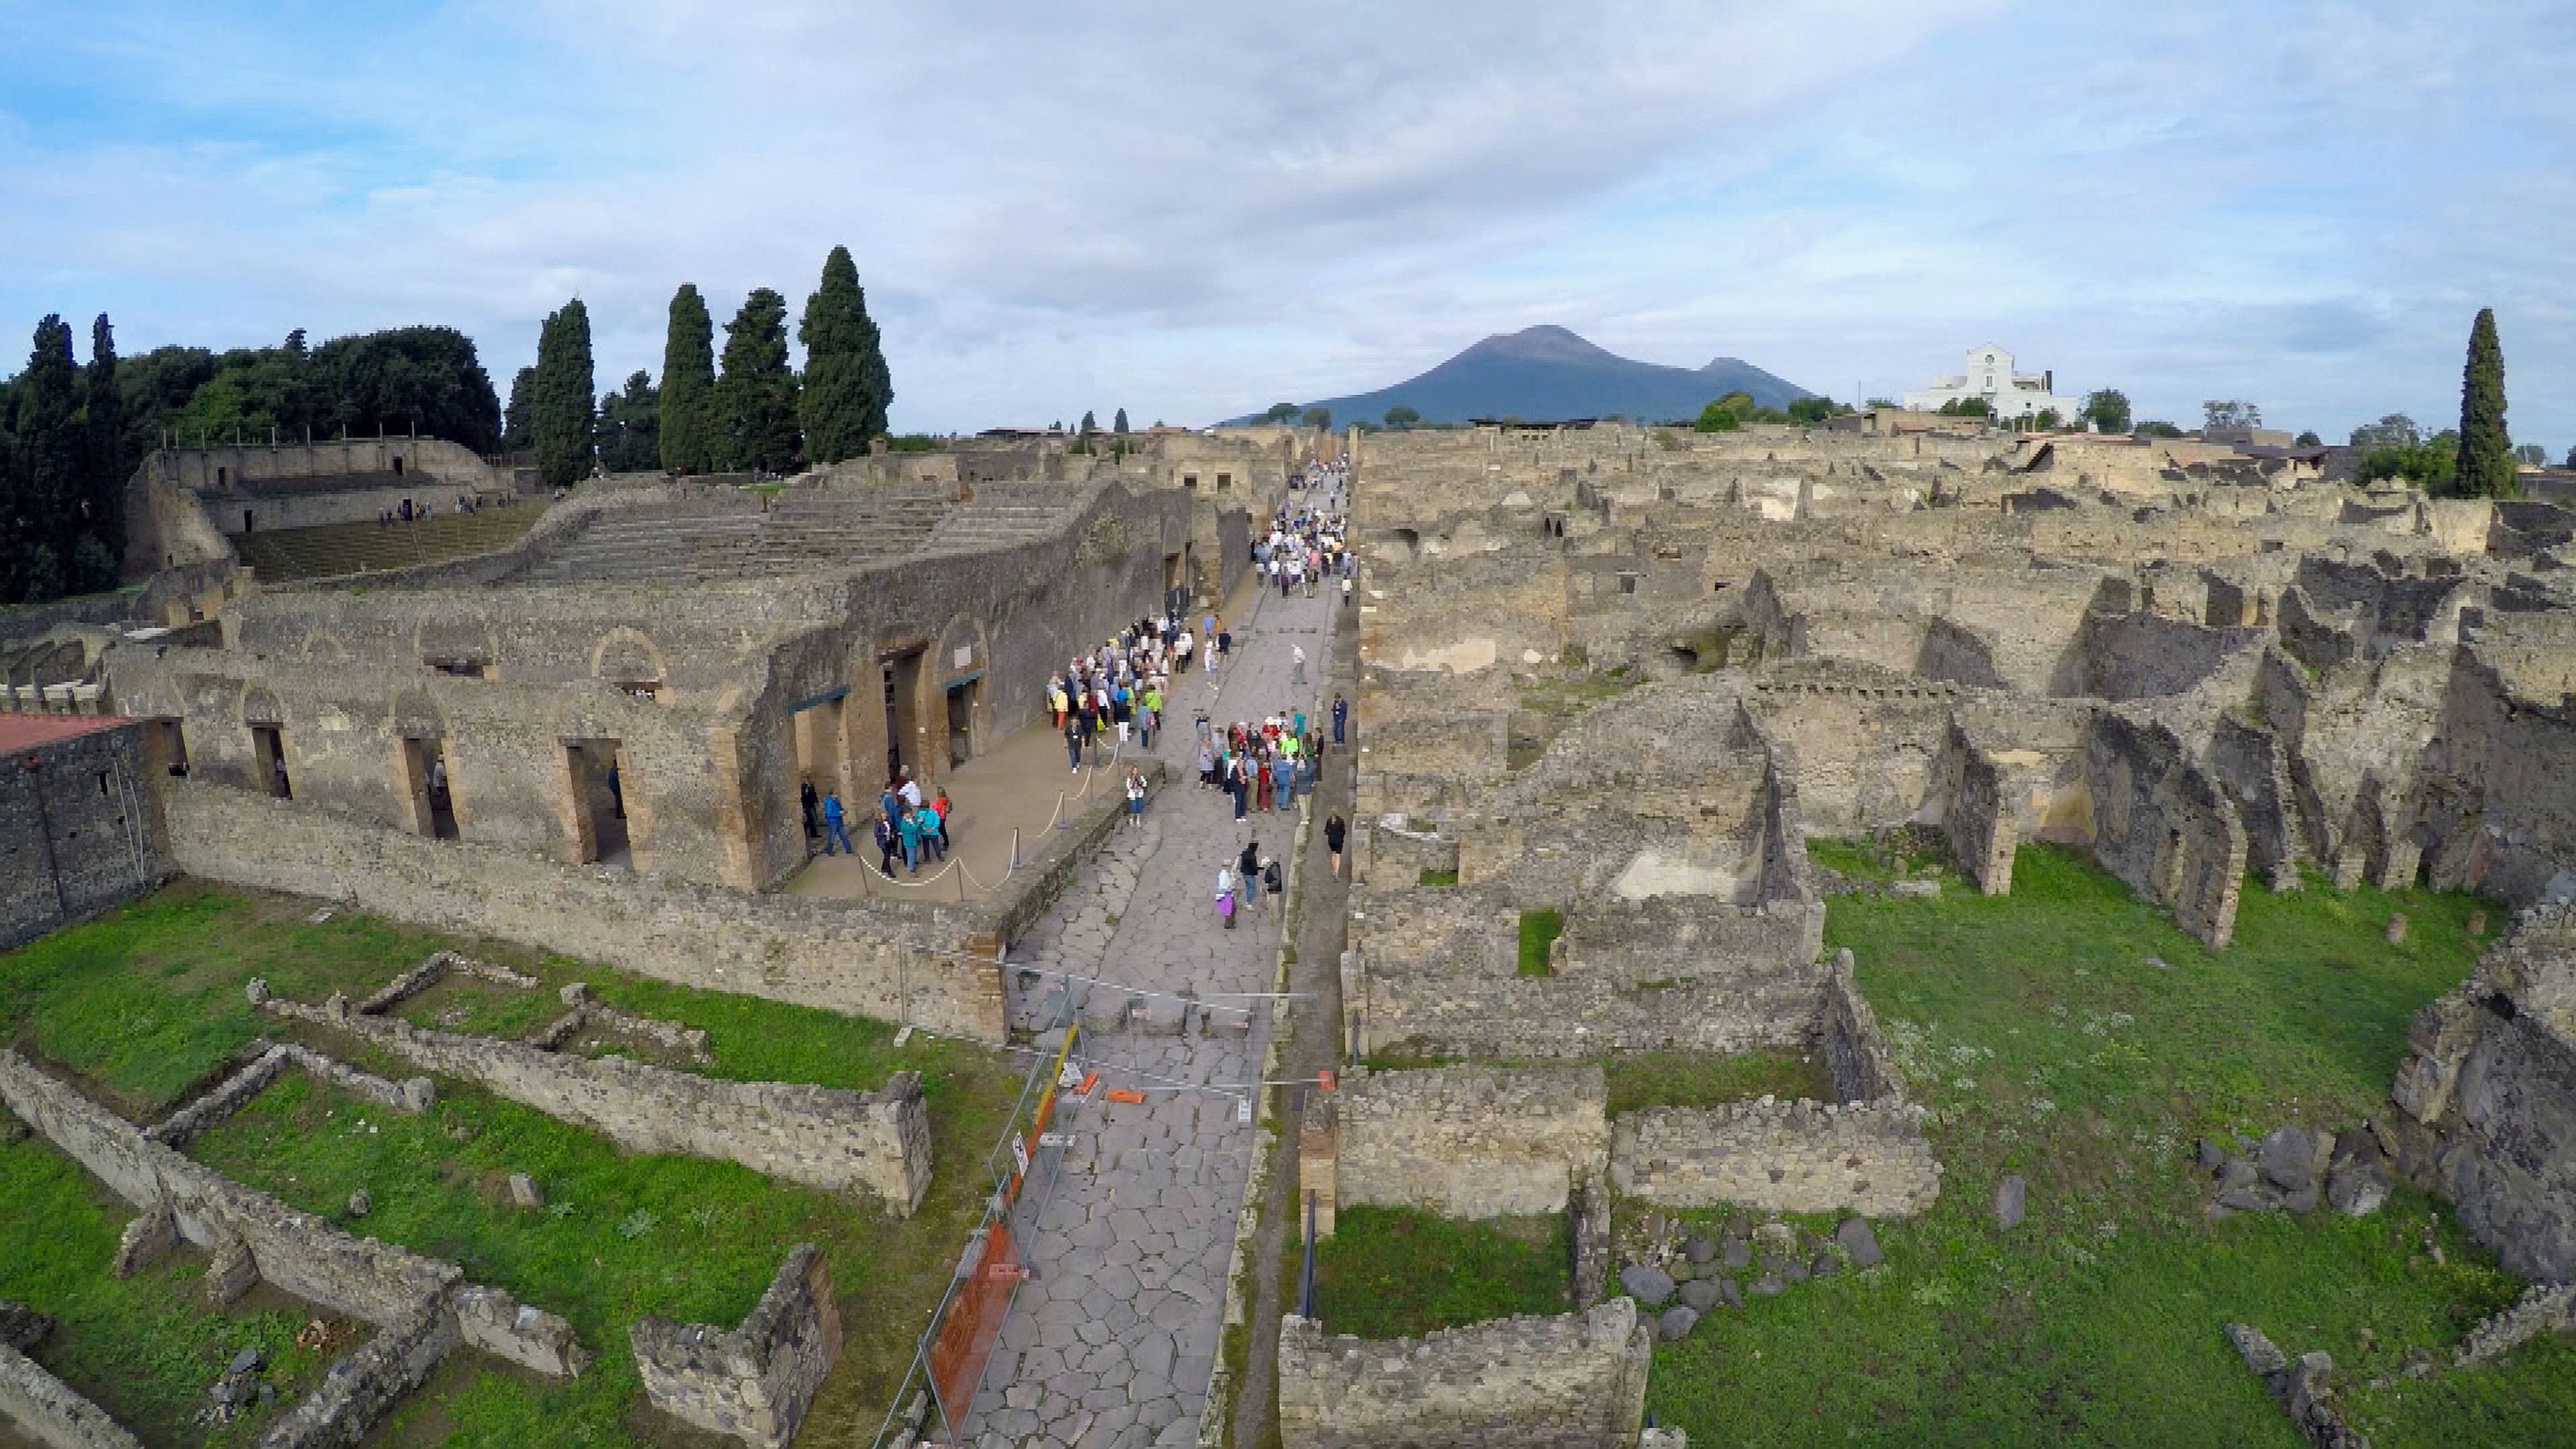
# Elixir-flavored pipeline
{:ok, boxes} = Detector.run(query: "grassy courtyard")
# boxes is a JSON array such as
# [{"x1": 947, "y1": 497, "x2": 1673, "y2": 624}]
[
  {"x1": 1311, "y1": 1204, "x2": 1571, "y2": 1340},
  {"x1": 1645, "y1": 843, "x2": 2576, "y2": 1448},
  {"x1": 0, "y1": 882, "x2": 1020, "y2": 1447}
]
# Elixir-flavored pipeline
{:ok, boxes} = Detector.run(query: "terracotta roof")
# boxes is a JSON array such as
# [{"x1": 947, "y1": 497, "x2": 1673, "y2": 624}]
[{"x1": 0, "y1": 714, "x2": 133, "y2": 752}]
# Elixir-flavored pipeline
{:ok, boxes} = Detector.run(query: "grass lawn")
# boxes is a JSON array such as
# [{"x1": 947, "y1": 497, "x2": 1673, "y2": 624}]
[
  {"x1": 0, "y1": 881, "x2": 1019, "y2": 1446},
  {"x1": 1517, "y1": 909, "x2": 1563, "y2": 976},
  {"x1": 1644, "y1": 842, "x2": 2576, "y2": 1448},
  {"x1": 0, "y1": 1130, "x2": 355, "y2": 1448},
  {"x1": 1312, "y1": 1204, "x2": 1569, "y2": 1340}
]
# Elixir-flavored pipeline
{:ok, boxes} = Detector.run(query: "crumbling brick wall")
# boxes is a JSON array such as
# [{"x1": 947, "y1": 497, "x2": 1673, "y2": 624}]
[
  {"x1": 2387, "y1": 907, "x2": 2576, "y2": 1282},
  {"x1": 1276, "y1": 1301, "x2": 1650, "y2": 1449},
  {"x1": 254, "y1": 986, "x2": 933, "y2": 1212},
  {"x1": 1336, "y1": 1065, "x2": 1609, "y2": 1219},
  {"x1": 631, "y1": 1245, "x2": 842, "y2": 1449},
  {"x1": 1609, "y1": 1099, "x2": 1940, "y2": 1217},
  {"x1": 2083, "y1": 711, "x2": 2248, "y2": 947},
  {"x1": 0, "y1": 722, "x2": 171, "y2": 951}
]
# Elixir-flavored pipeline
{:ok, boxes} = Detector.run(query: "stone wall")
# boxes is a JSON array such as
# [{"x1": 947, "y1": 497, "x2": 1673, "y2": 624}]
[
  {"x1": 1938, "y1": 728, "x2": 2016, "y2": 895},
  {"x1": 2386, "y1": 907, "x2": 2576, "y2": 1282},
  {"x1": 2083, "y1": 711, "x2": 2248, "y2": 947},
  {"x1": 0, "y1": 1342, "x2": 144, "y2": 1449},
  {"x1": 255, "y1": 1298, "x2": 460, "y2": 1449},
  {"x1": 1336, "y1": 1065, "x2": 1609, "y2": 1219},
  {"x1": 164, "y1": 779, "x2": 1005, "y2": 1040},
  {"x1": 631, "y1": 1244, "x2": 842, "y2": 1449},
  {"x1": 1818, "y1": 949, "x2": 1908, "y2": 1104},
  {"x1": 254, "y1": 986, "x2": 932, "y2": 1213},
  {"x1": 0, "y1": 721, "x2": 171, "y2": 951},
  {"x1": 1275, "y1": 1300, "x2": 1650, "y2": 1449},
  {"x1": 1608, "y1": 1099, "x2": 1940, "y2": 1217},
  {"x1": 144, "y1": 1041, "x2": 432, "y2": 1148},
  {"x1": 0, "y1": 1050, "x2": 462, "y2": 1325}
]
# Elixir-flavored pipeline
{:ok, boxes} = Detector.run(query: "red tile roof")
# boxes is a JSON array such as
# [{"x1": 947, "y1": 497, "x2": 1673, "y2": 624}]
[{"x1": 0, "y1": 714, "x2": 133, "y2": 752}]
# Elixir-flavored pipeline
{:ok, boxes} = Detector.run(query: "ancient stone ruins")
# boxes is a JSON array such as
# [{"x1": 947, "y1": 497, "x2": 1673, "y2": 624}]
[{"x1": 1, "y1": 410, "x2": 2573, "y2": 1446}]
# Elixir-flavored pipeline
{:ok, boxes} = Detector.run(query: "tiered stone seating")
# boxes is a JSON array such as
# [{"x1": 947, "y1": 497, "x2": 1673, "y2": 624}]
[
  {"x1": 505, "y1": 484, "x2": 967, "y2": 585},
  {"x1": 918, "y1": 482, "x2": 1095, "y2": 554},
  {"x1": 231, "y1": 506, "x2": 544, "y2": 582}
]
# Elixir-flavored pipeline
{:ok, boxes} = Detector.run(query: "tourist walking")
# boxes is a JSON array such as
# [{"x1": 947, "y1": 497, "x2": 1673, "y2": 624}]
[
  {"x1": 1332, "y1": 694, "x2": 1348, "y2": 748},
  {"x1": 1325, "y1": 812, "x2": 1347, "y2": 878},
  {"x1": 822, "y1": 790, "x2": 851, "y2": 857},
  {"x1": 932, "y1": 788, "x2": 952, "y2": 852},
  {"x1": 1064, "y1": 712, "x2": 1086, "y2": 773},
  {"x1": 1216, "y1": 864, "x2": 1236, "y2": 930},
  {"x1": 800, "y1": 780, "x2": 820, "y2": 846},
  {"x1": 895, "y1": 808, "x2": 923, "y2": 873},
  {"x1": 1291, "y1": 644, "x2": 1306, "y2": 687},
  {"x1": 1238, "y1": 840, "x2": 1264, "y2": 919},
  {"x1": 873, "y1": 812, "x2": 900, "y2": 877},
  {"x1": 1124, "y1": 768, "x2": 1148, "y2": 826}
]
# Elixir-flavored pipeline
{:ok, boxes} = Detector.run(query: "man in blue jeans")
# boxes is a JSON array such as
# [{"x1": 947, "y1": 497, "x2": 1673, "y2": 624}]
[
  {"x1": 1332, "y1": 694, "x2": 1348, "y2": 748},
  {"x1": 822, "y1": 790, "x2": 852, "y2": 856}
]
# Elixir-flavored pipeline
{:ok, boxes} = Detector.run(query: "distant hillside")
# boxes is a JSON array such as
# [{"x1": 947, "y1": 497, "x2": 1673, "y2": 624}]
[{"x1": 1226, "y1": 325, "x2": 1811, "y2": 428}]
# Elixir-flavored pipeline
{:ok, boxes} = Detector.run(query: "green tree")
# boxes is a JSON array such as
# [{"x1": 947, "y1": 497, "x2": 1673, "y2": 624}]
[
  {"x1": 714, "y1": 288, "x2": 801, "y2": 473},
  {"x1": 2080, "y1": 388, "x2": 2131, "y2": 433},
  {"x1": 1864, "y1": 397, "x2": 1900, "y2": 410},
  {"x1": 304, "y1": 326, "x2": 500, "y2": 450},
  {"x1": 1785, "y1": 396, "x2": 1850, "y2": 425},
  {"x1": 595, "y1": 370, "x2": 661, "y2": 473},
  {"x1": 6, "y1": 316, "x2": 82, "y2": 602},
  {"x1": 2452, "y1": 307, "x2": 2515, "y2": 498},
  {"x1": 2134, "y1": 420, "x2": 2184, "y2": 439},
  {"x1": 2033, "y1": 407, "x2": 2063, "y2": 431},
  {"x1": 1936, "y1": 396, "x2": 1993, "y2": 419},
  {"x1": 502, "y1": 366, "x2": 535, "y2": 451},
  {"x1": 1113, "y1": 408, "x2": 1130, "y2": 434},
  {"x1": 2202, "y1": 399, "x2": 2261, "y2": 432},
  {"x1": 1383, "y1": 405, "x2": 1421, "y2": 430},
  {"x1": 1262, "y1": 402, "x2": 1299, "y2": 424},
  {"x1": 74, "y1": 314, "x2": 122, "y2": 591},
  {"x1": 2358, "y1": 433, "x2": 2457, "y2": 489},
  {"x1": 797, "y1": 247, "x2": 886, "y2": 463},
  {"x1": 658, "y1": 285, "x2": 717, "y2": 473},
  {"x1": 2350, "y1": 413, "x2": 2418, "y2": 450},
  {"x1": 1301, "y1": 406, "x2": 1331, "y2": 429},
  {"x1": 1693, "y1": 400, "x2": 1741, "y2": 432},
  {"x1": 1080, "y1": 410, "x2": 1099, "y2": 435},
  {"x1": 529, "y1": 299, "x2": 596, "y2": 489},
  {"x1": 2295, "y1": 431, "x2": 2322, "y2": 447}
]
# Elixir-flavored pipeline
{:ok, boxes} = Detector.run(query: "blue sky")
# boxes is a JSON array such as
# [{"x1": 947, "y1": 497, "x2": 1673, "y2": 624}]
[{"x1": 1, "y1": 0, "x2": 2570, "y2": 445}]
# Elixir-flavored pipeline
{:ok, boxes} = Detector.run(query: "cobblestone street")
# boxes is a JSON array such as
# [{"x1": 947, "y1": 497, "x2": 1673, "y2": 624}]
[{"x1": 965, "y1": 570, "x2": 1338, "y2": 1447}]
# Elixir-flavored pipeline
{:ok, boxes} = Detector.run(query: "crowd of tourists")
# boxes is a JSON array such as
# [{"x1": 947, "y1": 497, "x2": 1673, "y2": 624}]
[{"x1": 796, "y1": 455, "x2": 1358, "y2": 905}]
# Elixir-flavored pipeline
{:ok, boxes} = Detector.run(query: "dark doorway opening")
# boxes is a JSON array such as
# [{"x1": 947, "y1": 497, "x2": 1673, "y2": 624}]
[
  {"x1": 883, "y1": 649, "x2": 925, "y2": 781},
  {"x1": 403, "y1": 737, "x2": 459, "y2": 839},
  {"x1": 243, "y1": 509, "x2": 256, "y2": 533},
  {"x1": 565, "y1": 741, "x2": 629, "y2": 865},
  {"x1": 945, "y1": 676, "x2": 981, "y2": 768},
  {"x1": 251, "y1": 725, "x2": 290, "y2": 799}
]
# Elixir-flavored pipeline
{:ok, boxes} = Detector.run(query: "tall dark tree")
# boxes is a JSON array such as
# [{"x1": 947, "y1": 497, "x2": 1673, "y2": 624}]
[
  {"x1": 502, "y1": 366, "x2": 536, "y2": 451},
  {"x1": 73, "y1": 315, "x2": 123, "y2": 590},
  {"x1": 798, "y1": 247, "x2": 885, "y2": 463},
  {"x1": 659, "y1": 285, "x2": 717, "y2": 473},
  {"x1": 595, "y1": 370, "x2": 661, "y2": 473},
  {"x1": 304, "y1": 326, "x2": 501, "y2": 451},
  {"x1": 6, "y1": 316, "x2": 82, "y2": 603},
  {"x1": 2453, "y1": 307, "x2": 2516, "y2": 499},
  {"x1": 714, "y1": 289, "x2": 801, "y2": 473},
  {"x1": 529, "y1": 299, "x2": 596, "y2": 489},
  {"x1": 1080, "y1": 410, "x2": 1098, "y2": 435},
  {"x1": 1113, "y1": 408, "x2": 1129, "y2": 435}
]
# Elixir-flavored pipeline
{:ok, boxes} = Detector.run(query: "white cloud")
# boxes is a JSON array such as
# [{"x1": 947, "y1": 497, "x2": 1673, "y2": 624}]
[{"x1": 0, "y1": 0, "x2": 2572, "y2": 446}]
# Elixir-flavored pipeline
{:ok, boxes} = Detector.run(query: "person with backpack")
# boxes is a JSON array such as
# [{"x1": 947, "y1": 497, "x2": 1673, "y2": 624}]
[
  {"x1": 1238, "y1": 840, "x2": 1264, "y2": 919},
  {"x1": 1264, "y1": 853, "x2": 1285, "y2": 902},
  {"x1": 913, "y1": 802, "x2": 946, "y2": 863}
]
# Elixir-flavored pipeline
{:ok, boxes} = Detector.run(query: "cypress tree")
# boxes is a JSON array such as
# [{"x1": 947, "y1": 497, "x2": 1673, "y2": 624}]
[
  {"x1": 8, "y1": 316, "x2": 80, "y2": 603},
  {"x1": 502, "y1": 366, "x2": 535, "y2": 451},
  {"x1": 1081, "y1": 410, "x2": 1098, "y2": 435},
  {"x1": 1113, "y1": 408, "x2": 1129, "y2": 435},
  {"x1": 75, "y1": 315, "x2": 122, "y2": 590},
  {"x1": 850, "y1": 269, "x2": 892, "y2": 439},
  {"x1": 529, "y1": 299, "x2": 596, "y2": 489},
  {"x1": 714, "y1": 289, "x2": 801, "y2": 473},
  {"x1": 798, "y1": 247, "x2": 880, "y2": 463},
  {"x1": 2453, "y1": 308, "x2": 2516, "y2": 499},
  {"x1": 659, "y1": 285, "x2": 717, "y2": 473}
]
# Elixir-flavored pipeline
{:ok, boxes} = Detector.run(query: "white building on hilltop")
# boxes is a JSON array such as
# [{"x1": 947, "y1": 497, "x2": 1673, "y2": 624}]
[{"x1": 1902, "y1": 345, "x2": 2085, "y2": 422}]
